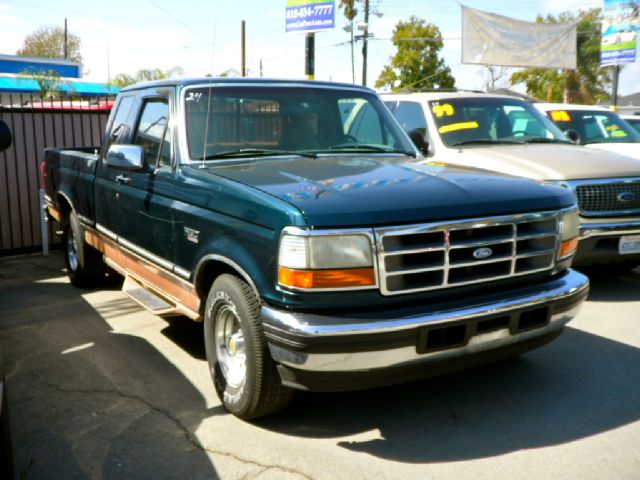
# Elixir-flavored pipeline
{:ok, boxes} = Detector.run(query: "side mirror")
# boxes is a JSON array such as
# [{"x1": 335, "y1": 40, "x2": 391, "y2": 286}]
[
  {"x1": 0, "y1": 119, "x2": 12, "y2": 152},
  {"x1": 564, "y1": 129, "x2": 581, "y2": 144},
  {"x1": 408, "y1": 128, "x2": 430, "y2": 155},
  {"x1": 106, "y1": 145, "x2": 145, "y2": 170}
]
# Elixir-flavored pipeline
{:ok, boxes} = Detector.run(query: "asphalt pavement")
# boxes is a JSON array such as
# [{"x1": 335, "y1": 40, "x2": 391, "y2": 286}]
[{"x1": 0, "y1": 252, "x2": 639, "y2": 480}]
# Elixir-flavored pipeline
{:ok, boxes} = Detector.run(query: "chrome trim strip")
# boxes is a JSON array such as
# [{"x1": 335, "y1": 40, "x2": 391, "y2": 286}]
[
  {"x1": 264, "y1": 269, "x2": 588, "y2": 372},
  {"x1": 579, "y1": 221, "x2": 640, "y2": 239},
  {"x1": 174, "y1": 266, "x2": 191, "y2": 280},
  {"x1": 94, "y1": 223, "x2": 193, "y2": 281},
  {"x1": 96, "y1": 223, "x2": 117, "y2": 241},
  {"x1": 262, "y1": 269, "x2": 588, "y2": 337},
  {"x1": 78, "y1": 213, "x2": 93, "y2": 227}
]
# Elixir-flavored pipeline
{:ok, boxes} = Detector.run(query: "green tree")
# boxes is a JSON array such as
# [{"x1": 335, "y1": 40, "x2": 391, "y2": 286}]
[
  {"x1": 16, "y1": 26, "x2": 83, "y2": 66},
  {"x1": 510, "y1": 9, "x2": 611, "y2": 104},
  {"x1": 375, "y1": 16, "x2": 455, "y2": 91},
  {"x1": 111, "y1": 67, "x2": 185, "y2": 88}
]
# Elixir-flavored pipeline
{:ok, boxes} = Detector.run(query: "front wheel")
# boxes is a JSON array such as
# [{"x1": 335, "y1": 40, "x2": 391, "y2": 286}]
[{"x1": 204, "y1": 274, "x2": 292, "y2": 420}]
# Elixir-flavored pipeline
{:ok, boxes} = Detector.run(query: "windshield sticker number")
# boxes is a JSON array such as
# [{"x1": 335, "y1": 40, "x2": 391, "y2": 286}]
[
  {"x1": 550, "y1": 111, "x2": 571, "y2": 122},
  {"x1": 433, "y1": 103, "x2": 455, "y2": 117},
  {"x1": 611, "y1": 130, "x2": 628, "y2": 137},
  {"x1": 439, "y1": 121, "x2": 478, "y2": 134}
]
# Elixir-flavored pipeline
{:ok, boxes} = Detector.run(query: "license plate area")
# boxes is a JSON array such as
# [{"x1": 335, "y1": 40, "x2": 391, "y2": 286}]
[{"x1": 619, "y1": 235, "x2": 640, "y2": 255}]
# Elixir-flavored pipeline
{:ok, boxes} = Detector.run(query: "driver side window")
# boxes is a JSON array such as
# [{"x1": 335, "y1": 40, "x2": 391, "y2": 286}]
[{"x1": 132, "y1": 99, "x2": 171, "y2": 168}]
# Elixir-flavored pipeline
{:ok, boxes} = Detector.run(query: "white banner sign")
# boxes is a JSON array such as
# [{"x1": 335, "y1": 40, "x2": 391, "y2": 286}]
[{"x1": 461, "y1": 6, "x2": 577, "y2": 69}]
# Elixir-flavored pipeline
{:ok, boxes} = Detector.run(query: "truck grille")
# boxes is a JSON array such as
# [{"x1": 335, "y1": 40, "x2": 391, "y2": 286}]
[
  {"x1": 375, "y1": 212, "x2": 560, "y2": 296},
  {"x1": 575, "y1": 180, "x2": 640, "y2": 216}
]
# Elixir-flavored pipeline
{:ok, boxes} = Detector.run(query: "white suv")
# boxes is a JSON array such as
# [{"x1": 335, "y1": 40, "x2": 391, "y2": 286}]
[
  {"x1": 382, "y1": 91, "x2": 640, "y2": 269},
  {"x1": 534, "y1": 102, "x2": 640, "y2": 160}
]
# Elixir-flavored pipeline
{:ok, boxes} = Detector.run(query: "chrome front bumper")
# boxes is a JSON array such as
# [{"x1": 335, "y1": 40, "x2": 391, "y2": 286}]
[
  {"x1": 261, "y1": 269, "x2": 589, "y2": 381},
  {"x1": 580, "y1": 220, "x2": 640, "y2": 240}
]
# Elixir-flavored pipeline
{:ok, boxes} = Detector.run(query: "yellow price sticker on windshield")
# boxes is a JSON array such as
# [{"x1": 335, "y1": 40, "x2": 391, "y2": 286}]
[
  {"x1": 550, "y1": 111, "x2": 571, "y2": 122},
  {"x1": 611, "y1": 130, "x2": 628, "y2": 137},
  {"x1": 433, "y1": 103, "x2": 455, "y2": 117},
  {"x1": 439, "y1": 121, "x2": 478, "y2": 134}
]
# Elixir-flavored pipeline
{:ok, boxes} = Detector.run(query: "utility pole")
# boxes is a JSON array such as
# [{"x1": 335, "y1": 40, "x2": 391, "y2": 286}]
[
  {"x1": 64, "y1": 18, "x2": 68, "y2": 59},
  {"x1": 611, "y1": 64, "x2": 620, "y2": 111},
  {"x1": 241, "y1": 20, "x2": 246, "y2": 77},
  {"x1": 305, "y1": 32, "x2": 315, "y2": 80},
  {"x1": 260, "y1": 58, "x2": 263, "y2": 77},
  {"x1": 361, "y1": 0, "x2": 369, "y2": 86}
]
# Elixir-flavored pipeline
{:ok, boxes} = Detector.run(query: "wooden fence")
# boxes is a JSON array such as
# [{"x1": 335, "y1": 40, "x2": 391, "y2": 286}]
[{"x1": 0, "y1": 95, "x2": 113, "y2": 255}]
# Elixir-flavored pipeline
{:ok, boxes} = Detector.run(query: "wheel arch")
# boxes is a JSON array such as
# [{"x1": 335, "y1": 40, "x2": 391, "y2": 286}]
[{"x1": 194, "y1": 255, "x2": 261, "y2": 310}]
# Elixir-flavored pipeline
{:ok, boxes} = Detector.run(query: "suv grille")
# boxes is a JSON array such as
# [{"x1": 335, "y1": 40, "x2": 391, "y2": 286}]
[
  {"x1": 375, "y1": 212, "x2": 560, "y2": 296},
  {"x1": 575, "y1": 181, "x2": 640, "y2": 216}
]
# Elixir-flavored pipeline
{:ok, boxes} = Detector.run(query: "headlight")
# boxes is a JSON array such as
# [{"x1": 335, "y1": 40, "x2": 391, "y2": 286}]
[
  {"x1": 558, "y1": 208, "x2": 580, "y2": 260},
  {"x1": 278, "y1": 230, "x2": 376, "y2": 289}
]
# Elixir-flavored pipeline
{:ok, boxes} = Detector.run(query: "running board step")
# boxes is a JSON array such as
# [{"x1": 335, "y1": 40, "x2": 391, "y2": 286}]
[{"x1": 122, "y1": 275, "x2": 177, "y2": 315}]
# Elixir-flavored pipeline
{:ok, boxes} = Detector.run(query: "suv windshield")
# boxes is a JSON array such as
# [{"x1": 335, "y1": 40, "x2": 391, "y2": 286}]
[
  {"x1": 428, "y1": 97, "x2": 568, "y2": 147},
  {"x1": 183, "y1": 86, "x2": 415, "y2": 160},
  {"x1": 544, "y1": 109, "x2": 640, "y2": 144}
]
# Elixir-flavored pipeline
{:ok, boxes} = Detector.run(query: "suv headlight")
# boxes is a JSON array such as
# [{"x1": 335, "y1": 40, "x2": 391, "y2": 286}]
[
  {"x1": 278, "y1": 229, "x2": 376, "y2": 290},
  {"x1": 558, "y1": 208, "x2": 580, "y2": 260}
]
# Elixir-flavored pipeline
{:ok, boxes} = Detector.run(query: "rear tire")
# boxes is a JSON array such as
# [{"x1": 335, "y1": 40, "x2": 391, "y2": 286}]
[
  {"x1": 62, "y1": 211, "x2": 105, "y2": 288},
  {"x1": 204, "y1": 274, "x2": 293, "y2": 420}
]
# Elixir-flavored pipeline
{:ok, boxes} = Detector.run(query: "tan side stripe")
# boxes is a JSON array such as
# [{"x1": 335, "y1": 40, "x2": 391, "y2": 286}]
[{"x1": 85, "y1": 230, "x2": 201, "y2": 318}]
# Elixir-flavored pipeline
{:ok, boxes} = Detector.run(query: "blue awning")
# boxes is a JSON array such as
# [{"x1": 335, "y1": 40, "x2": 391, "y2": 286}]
[{"x1": 0, "y1": 76, "x2": 119, "y2": 96}]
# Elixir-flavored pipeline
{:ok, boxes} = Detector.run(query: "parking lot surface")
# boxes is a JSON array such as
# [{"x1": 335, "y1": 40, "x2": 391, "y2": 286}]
[{"x1": 1, "y1": 252, "x2": 639, "y2": 479}]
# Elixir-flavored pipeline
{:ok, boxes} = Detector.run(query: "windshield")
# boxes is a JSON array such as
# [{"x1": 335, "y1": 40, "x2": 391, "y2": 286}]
[
  {"x1": 183, "y1": 86, "x2": 415, "y2": 161},
  {"x1": 625, "y1": 117, "x2": 640, "y2": 134},
  {"x1": 545, "y1": 109, "x2": 640, "y2": 144},
  {"x1": 428, "y1": 97, "x2": 569, "y2": 147}
]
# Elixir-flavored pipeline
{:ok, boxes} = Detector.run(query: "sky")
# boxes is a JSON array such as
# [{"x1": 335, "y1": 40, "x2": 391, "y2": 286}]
[{"x1": 0, "y1": 0, "x2": 638, "y2": 96}]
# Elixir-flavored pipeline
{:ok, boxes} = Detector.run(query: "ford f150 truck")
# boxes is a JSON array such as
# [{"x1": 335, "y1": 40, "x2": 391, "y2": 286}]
[
  {"x1": 383, "y1": 91, "x2": 640, "y2": 269},
  {"x1": 43, "y1": 78, "x2": 589, "y2": 419}
]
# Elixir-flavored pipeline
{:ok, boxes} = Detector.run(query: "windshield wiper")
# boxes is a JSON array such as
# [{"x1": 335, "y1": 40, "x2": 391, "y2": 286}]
[
  {"x1": 200, "y1": 148, "x2": 317, "y2": 160},
  {"x1": 323, "y1": 143, "x2": 416, "y2": 157},
  {"x1": 523, "y1": 137, "x2": 571, "y2": 144},
  {"x1": 449, "y1": 139, "x2": 525, "y2": 146}
]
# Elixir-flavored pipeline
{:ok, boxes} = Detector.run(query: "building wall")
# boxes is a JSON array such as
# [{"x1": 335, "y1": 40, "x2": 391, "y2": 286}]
[{"x1": 0, "y1": 94, "x2": 111, "y2": 255}]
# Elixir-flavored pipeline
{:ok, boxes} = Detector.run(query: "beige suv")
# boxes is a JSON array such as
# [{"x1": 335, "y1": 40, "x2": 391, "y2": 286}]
[{"x1": 382, "y1": 91, "x2": 640, "y2": 268}]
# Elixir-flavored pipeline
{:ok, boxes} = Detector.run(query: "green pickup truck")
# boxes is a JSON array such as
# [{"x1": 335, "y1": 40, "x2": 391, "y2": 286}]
[{"x1": 43, "y1": 78, "x2": 589, "y2": 419}]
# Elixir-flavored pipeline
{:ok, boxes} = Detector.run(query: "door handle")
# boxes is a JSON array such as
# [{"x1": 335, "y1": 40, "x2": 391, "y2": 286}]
[{"x1": 115, "y1": 174, "x2": 131, "y2": 185}]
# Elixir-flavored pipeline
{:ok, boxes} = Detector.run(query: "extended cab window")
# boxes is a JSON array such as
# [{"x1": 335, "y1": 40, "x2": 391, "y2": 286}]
[{"x1": 133, "y1": 99, "x2": 171, "y2": 167}]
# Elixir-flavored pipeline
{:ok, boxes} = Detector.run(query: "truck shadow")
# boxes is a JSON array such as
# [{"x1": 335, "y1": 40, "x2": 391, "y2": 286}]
[
  {"x1": 258, "y1": 272, "x2": 640, "y2": 464},
  {"x1": 0, "y1": 254, "x2": 219, "y2": 479}
]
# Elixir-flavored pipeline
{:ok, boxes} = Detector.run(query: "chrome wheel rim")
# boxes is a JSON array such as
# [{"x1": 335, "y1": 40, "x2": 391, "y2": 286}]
[
  {"x1": 214, "y1": 304, "x2": 246, "y2": 388},
  {"x1": 67, "y1": 229, "x2": 79, "y2": 272}
]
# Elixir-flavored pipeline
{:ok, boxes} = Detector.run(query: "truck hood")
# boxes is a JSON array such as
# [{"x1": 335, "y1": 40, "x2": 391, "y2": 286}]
[
  {"x1": 585, "y1": 143, "x2": 640, "y2": 160},
  {"x1": 435, "y1": 143, "x2": 640, "y2": 181},
  {"x1": 204, "y1": 155, "x2": 574, "y2": 227}
]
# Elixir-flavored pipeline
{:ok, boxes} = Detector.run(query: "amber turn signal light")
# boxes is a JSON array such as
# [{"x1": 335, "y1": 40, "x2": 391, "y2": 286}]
[
  {"x1": 278, "y1": 267, "x2": 376, "y2": 289},
  {"x1": 560, "y1": 237, "x2": 579, "y2": 259}
]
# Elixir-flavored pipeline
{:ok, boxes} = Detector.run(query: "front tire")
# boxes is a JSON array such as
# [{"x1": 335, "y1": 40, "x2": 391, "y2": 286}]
[
  {"x1": 62, "y1": 211, "x2": 105, "y2": 288},
  {"x1": 204, "y1": 274, "x2": 292, "y2": 420}
]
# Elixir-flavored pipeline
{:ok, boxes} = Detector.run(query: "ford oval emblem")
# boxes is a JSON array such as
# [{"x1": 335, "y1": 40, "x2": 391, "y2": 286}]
[
  {"x1": 473, "y1": 247, "x2": 493, "y2": 259},
  {"x1": 617, "y1": 191, "x2": 636, "y2": 202}
]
